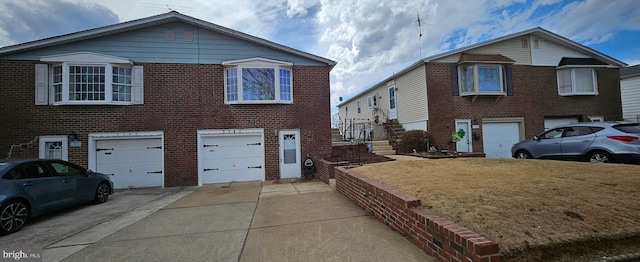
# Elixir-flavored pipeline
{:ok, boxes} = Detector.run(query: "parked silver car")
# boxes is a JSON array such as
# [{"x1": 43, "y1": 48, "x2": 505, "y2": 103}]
[
  {"x1": 0, "y1": 159, "x2": 113, "y2": 235},
  {"x1": 511, "y1": 122, "x2": 640, "y2": 163}
]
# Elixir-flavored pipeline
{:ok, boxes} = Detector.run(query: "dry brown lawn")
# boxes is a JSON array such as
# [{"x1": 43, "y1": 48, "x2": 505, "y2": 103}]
[{"x1": 351, "y1": 158, "x2": 640, "y2": 257}]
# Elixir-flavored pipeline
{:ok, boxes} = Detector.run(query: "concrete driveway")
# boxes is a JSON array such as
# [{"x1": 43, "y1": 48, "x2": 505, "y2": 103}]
[
  {"x1": 18, "y1": 180, "x2": 433, "y2": 261},
  {"x1": 2, "y1": 186, "x2": 193, "y2": 259}
]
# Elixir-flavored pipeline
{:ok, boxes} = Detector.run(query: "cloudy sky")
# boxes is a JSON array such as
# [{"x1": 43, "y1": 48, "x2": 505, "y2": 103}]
[{"x1": 1, "y1": 0, "x2": 639, "y2": 113}]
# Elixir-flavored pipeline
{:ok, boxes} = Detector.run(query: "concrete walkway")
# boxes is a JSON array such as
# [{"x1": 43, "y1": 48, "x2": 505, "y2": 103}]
[{"x1": 55, "y1": 180, "x2": 434, "y2": 262}]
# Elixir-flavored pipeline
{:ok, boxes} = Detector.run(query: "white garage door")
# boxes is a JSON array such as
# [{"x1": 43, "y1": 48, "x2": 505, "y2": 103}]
[
  {"x1": 482, "y1": 122, "x2": 521, "y2": 158},
  {"x1": 96, "y1": 138, "x2": 163, "y2": 189},
  {"x1": 544, "y1": 117, "x2": 578, "y2": 130},
  {"x1": 201, "y1": 134, "x2": 264, "y2": 184}
]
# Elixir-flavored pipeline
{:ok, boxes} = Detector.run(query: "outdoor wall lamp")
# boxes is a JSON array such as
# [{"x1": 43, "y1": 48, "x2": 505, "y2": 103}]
[{"x1": 69, "y1": 132, "x2": 78, "y2": 141}]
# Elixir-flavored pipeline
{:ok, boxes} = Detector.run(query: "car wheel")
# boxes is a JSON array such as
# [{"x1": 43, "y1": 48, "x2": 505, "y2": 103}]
[
  {"x1": 0, "y1": 200, "x2": 29, "y2": 235},
  {"x1": 93, "y1": 182, "x2": 110, "y2": 204},
  {"x1": 587, "y1": 151, "x2": 611, "y2": 163},
  {"x1": 515, "y1": 150, "x2": 531, "y2": 159}
]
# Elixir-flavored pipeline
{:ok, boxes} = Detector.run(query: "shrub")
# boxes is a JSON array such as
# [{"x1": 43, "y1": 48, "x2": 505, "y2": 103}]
[{"x1": 396, "y1": 130, "x2": 436, "y2": 153}]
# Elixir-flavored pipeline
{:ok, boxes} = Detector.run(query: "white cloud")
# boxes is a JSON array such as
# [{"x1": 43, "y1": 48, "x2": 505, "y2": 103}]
[
  {"x1": 0, "y1": 0, "x2": 118, "y2": 46},
  {"x1": 540, "y1": 0, "x2": 640, "y2": 44},
  {"x1": 286, "y1": 0, "x2": 317, "y2": 17}
]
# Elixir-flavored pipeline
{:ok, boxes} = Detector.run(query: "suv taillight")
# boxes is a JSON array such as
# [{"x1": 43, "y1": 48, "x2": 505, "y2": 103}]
[{"x1": 607, "y1": 135, "x2": 639, "y2": 142}]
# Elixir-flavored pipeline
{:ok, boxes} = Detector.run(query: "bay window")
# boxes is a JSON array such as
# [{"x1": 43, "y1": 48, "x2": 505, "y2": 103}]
[
  {"x1": 223, "y1": 58, "x2": 293, "y2": 104},
  {"x1": 458, "y1": 64, "x2": 506, "y2": 95}
]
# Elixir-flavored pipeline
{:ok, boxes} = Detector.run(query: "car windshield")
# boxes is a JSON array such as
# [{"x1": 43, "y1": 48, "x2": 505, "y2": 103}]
[{"x1": 613, "y1": 124, "x2": 640, "y2": 134}]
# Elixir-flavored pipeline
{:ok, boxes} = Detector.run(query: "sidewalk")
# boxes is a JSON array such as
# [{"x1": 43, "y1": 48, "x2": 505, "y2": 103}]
[{"x1": 56, "y1": 180, "x2": 434, "y2": 262}]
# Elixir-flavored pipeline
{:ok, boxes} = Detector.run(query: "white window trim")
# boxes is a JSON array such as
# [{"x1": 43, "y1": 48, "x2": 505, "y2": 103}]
[
  {"x1": 458, "y1": 64, "x2": 506, "y2": 96},
  {"x1": 50, "y1": 62, "x2": 134, "y2": 105},
  {"x1": 39, "y1": 136, "x2": 68, "y2": 161},
  {"x1": 556, "y1": 68, "x2": 599, "y2": 96},
  {"x1": 37, "y1": 52, "x2": 142, "y2": 106},
  {"x1": 367, "y1": 92, "x2": 379, "y2": 109},
  {"x1": 223, "y1": 58, "x2": 293, "y2": 104}
]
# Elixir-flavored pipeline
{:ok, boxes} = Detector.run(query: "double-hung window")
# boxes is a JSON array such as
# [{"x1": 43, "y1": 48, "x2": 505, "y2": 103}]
[
  {"x1": 557, "y1": 68, "x2": 598, "y2": 96},
  {"x1": 223, "y1": 58, "x2": 293, "y2": 104},
  {"x1": 458, "y1": 64, "x2": 506, "y2": 96},
  {"x1": 36, "y1": 52, "x2": 143, "y2": 105}
]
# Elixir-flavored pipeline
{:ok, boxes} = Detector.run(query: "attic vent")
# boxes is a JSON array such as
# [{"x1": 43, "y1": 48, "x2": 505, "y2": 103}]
[
  {"x1": 184, "y1": 30, "x2": 193, "y2": 42},
  {"x1": 521, "y1": 38, "x2": 528, "y2": 48},
  {"x1": 165, "y1": 29, "x2": 175, "y2": 41}
]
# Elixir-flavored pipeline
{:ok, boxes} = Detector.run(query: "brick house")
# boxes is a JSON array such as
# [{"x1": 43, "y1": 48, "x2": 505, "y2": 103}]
[
  {"x1": 337, "y1": 27, "x2": 626, "y2": 157},
  {"x1": 0, "y1": 12, "x2": 335, "y2": 188}
]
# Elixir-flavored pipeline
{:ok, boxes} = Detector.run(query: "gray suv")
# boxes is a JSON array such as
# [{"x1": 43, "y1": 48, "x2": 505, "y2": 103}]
[{"x1": 511, "y1": 122, "x2": 640, "y2": 163}]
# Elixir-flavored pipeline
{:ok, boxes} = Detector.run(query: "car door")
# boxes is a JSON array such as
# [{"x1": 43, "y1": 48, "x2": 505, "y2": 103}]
[
  {"x1": 47, "y1": 161, "x2": 94, "y2": 207},
  {"x1": 560, "y1": 126, "x2": 597, "y2": 159},
  {"x1": 529, "y1": 128, "x2": 565, "y2": 158},
  {"x1": 12, "y1": 161, "x2": 62, "y2": 214}
]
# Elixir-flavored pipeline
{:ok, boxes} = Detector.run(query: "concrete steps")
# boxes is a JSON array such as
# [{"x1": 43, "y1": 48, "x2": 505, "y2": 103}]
[
  {"x1": 331, "y1": 128, "x2": 343, "y2": 142},
  {"x1": 371, "y1": 140, "x2": 395, "y2": 155},
  {"x1": 385, "y1": 120, "x2": 406, "y2": 140}
]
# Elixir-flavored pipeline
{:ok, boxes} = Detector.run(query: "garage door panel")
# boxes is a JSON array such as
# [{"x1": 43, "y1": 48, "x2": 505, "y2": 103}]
[
  {"x1": 203, "y1": 158, "x2": 263, "y2": 171},
  {"x1": 203, "y1": 136, "x2": 261, "y2": 147},
  {"x1": 483, "y1": 122, "x2": 521, "y2": 158},
  {"x1": 200, "y1": 133, "x2": 264, "y2": 184},
  {"x1": 97, "y1": 139, "x2": 161, "y2": 150},
  {"x1": 95, "y1": 138, "x2": 163, "y2": 189},
  {"x1": 97, "y1": 148, "x2": 161, "y2": 163},
  {"x1": 109, "y1": 172, "x2": 163, "y2": 188},
  {"x1": 544, "y1": 117, "x2": 578, "y2": 130},
  {"x1": 202, "y1": 146, "x2": 261, "y2": 160},
  {"x1": 203, "y1": 169, "x2": 262, "y2": 184}
]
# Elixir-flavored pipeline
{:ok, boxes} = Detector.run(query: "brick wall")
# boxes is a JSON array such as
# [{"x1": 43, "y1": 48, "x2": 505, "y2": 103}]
[
  {"x1": 425, "y1": 63, "x2": 622, "y2": 153},
  {"x1": 316, "y1": 158, "x2": 336, "y2": 183},
  {"x1": 335, "y1": 166, "x2": 501, "y2": 262},
  {"x1": 0, "y1": 60, "x2": 333, "y2": 186}
]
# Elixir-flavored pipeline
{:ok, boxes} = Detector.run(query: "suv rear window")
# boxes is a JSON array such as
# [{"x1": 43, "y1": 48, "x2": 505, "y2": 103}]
[{"x1": 613, "y1": 124, "x2": 640, "y2": 134}]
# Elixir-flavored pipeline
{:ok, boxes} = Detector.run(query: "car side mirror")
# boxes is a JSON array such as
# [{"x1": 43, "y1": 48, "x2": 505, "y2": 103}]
[{"x1": 533, "y1": 135, "x2": 539, "y2": 140}]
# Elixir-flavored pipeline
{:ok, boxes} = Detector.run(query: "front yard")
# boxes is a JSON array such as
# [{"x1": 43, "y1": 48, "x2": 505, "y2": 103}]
[{"x1": 350, "y1": 158, "x2": 640, "y2": 261}]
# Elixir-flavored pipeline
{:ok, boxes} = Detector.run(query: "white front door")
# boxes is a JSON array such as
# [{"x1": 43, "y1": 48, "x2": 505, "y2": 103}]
[
  {"x1": 279, "y1": 130, "x2": 301, "y2": 179},
  {"x1": 388, "y1": 85, "x2": 397, "y2": 119},
  {"x1": 455, "y1": 119, "x2": 472, "y2": 152}
]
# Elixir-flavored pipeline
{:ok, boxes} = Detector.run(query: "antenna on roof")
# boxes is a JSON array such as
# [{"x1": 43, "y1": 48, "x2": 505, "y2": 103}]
[
  {"x1": 416, "y1": 13, "x2": 423, "y2": 58},
  {"x1": 167, "y1": 5, "x2": 174, "y2": 11}
]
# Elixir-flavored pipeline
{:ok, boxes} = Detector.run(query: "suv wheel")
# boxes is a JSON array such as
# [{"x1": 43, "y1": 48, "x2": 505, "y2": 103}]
[
  {"x1": 515, "y1": 150, "x2": 531, "y2": 159},
  {"x1": 587, "y1": 151, "x2": 611, "y2": 163}
]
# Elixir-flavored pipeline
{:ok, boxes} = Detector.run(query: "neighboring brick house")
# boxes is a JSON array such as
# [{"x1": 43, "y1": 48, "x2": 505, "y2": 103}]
[
  {"x1": 620, "y1": 64, "x2": 640, "y2": 122},
  {"x1": 337, "y1": 27, "x2": 626, "y2": 157},
  {"x1": 0, "y1": 11, "x2": 335, "y2": 188}
]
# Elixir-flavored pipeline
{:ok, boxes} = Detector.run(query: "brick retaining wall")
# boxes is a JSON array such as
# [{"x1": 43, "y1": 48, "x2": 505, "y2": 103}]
[
  {"x1": 316, "y1": 159, "x2": 336, "y2": 184},
  {"x1": 335, "y1": 166, "x2": 501, "y2": 262}
]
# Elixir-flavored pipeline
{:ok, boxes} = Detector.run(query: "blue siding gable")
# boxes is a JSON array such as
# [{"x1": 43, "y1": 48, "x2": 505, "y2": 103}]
[{"x1": 1, "y1": 22, "x2": 326, "y2": 66}]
